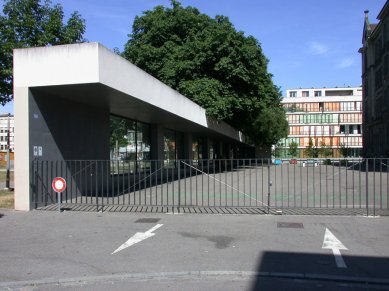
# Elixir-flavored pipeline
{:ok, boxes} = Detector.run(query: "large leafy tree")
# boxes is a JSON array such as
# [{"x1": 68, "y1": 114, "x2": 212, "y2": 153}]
[
  {"x1": 123, "y1": 0, "x2": 287, "y2": 147},
  {"x1": 0, "y1": 0, "x2": 86, "y2": 105}
]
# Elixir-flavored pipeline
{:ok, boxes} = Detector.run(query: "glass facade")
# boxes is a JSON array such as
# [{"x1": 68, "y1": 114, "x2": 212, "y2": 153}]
[
  {"x1": 164, "y1": 129, "x2": 177, "y2": 167},
  {"x1": 110, "y1": 116, "x2": 151, "y2": 173}
]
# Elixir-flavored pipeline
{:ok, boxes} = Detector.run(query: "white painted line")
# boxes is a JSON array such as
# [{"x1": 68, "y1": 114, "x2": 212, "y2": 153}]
[
  {"x1": 112, "y1": 224, "x2": 163, "y2": 254},
  {"x1": 322, "y1": 228, "x2": 348, "y2": 268}
]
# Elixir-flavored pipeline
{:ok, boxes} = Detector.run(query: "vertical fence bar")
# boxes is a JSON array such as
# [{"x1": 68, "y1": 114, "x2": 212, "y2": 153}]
[
  {"x1": 319, "y1": 159, "x2": 322, "y2": 208},
  {"x1": 293, "y1": 160, "x2": 296, "y2": 208},
  {"x1": 380, "y1": 159, "x2": 383, "y2": 210},
  {"x1": 206, "y1": 160, "x2": 209, "y2": 207},
  {"x1": 366, "y1": 159, "x2": 369, "y2": 216},
  {"x1": 106, "y1": 160, "x2": 110, "y2": 210},
  {"x1": 386, "y1": 159, "x2": 389, "y2": 210},
  {"x1": 224, "y1": 159, "x2": 227, "y2": 207},
  {"x1": 300, "y1": 161, "x2": 303, "y2": 208},
  {"x1": 249, "y1": 159, "x2": 252, "y2": 207},
  {"x1": 178, "y1": 160, "x2": 181, "y2": 212},
  {"x1": 359, "y1": 159, "x2": 362, "y2": 208},
  {"x1": 274, "y1": 162, "x2": 277, "y2": 208},
  {"x1": 183, "y1": 161, "x2": 186, "y2": 207},
  {"x1": 267, "y1": 161, "x2": 270, "y2": 214},
  {"x1": 255, "y1": 159, "x2": 258, "y2": 207},
  {"x1": 95, "y1": 161, "x2": 99, "y2": 211},
  {"x1": 339, "y1": 161, "x2": 342, "y2": 208},
  {"x1": 231, "y1": 159, "x2": 233, "y2": 207},
  {"x1": 219, "y1": 160, "x2": 222, "y2": 207},
  {"x1": 346, "y1": 160, "x2": 348, "y2": 208},
  {"x1": 373, "y1": 158, "x2": 376, "y2": 216},
  {"x1": 100, "y1": 161, "x2": 104, "y2": 211},
  {"x1": 213, "y1": 160, "x2": 216, "y2": 207},
  {"x1": 325, "y1": 161, "x2": 328, "y2": 208},
  {"x1": 332, "y1": 160, "x2": 335, "y2": 208},
  {"x1": 262, "y1": 159, "x2": 264, "y2": 208},
  {"x1": 351, "y1": 160, "x2": 355, "y2": 208},
  {"x1": 286, "y1": 160, "x2": 290, "y2": 208},
  {"x1": 306, "y1": 160, "x2": 309, "y2": 207}
]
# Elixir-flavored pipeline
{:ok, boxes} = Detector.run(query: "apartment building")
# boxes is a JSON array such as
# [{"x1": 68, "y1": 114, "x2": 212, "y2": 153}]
[
  {"x1": 360, "y1": 2, "x2": 389, "y2": 157},
  {"x1": 278, "y1": 87, "x2": 363, "y2": 158},
  {"x1": 0, "y1": 113, "x2": 14, "y2": 152}
]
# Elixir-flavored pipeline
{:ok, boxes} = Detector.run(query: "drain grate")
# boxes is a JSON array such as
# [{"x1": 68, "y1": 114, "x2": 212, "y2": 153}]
[
  {"x1": 135, "y1": 218, "x2": 161, "y2": 223},
  {"x1": 277, "y1": 222, "x2": 304, "y2": 229}
]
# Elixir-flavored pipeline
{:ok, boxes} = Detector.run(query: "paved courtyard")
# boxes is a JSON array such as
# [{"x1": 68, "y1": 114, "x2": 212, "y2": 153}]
[{"x1": 1, "y1": 209, "x2": 389, "y2": 290}]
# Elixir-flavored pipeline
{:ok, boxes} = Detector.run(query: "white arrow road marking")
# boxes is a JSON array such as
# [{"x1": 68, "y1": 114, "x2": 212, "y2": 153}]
[
  {"x1": 322, "y1": 227, "x2": 348, "y2": 268},
  {"x1": 112, "y1": 224, "x2": 163, "y2": 254}
]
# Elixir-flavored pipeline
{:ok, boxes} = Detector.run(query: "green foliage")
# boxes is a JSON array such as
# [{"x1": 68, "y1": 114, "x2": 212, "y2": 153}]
[
  {"x1": 0, "y1": 0, "x2": 86, "y2": 105},
  {"x1": 339, "y1": 142, "x2": 350, "y2": 158},
  {"x1": 288, "y1": 141, "x2": 298, "y2": 158},
  {"x1": 123, "y1": 1, "x2": 287, "y2": 146},
  {"x1": 304, "y1": 138, "x2": 318, "y2": 158},
  {"x1": 272, "y1": 142, "x2": 282, "y2": 158},
  {"x1": 318, "y1": 141, "x2": 332, "y2": 158},
  {"x1": 110, "y1": 116, "x2": 132, "y2": 150}
]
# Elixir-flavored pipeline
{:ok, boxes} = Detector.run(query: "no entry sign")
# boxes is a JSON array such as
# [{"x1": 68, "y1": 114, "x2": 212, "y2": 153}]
[{"x1": 52, "y1": 177, "x2": 66, "y2": 193}]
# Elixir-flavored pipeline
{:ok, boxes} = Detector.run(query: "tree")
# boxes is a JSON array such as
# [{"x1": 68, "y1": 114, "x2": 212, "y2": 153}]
[
  {"x1": 272, "y1": 142, "x2": 283, "y2": 158},
  {"x1": 0, "y1": 0, "x2": 86, "y2": 105},
  {"x1": 318, "y1": 141, "x2": 332, "y2": 158},
  {"x1": 304, "y1": 138, "x2": 318, "y2": 158},
  {"x1": 288, "y1": 141, "x2": 298, "y2": 158},
  {"x1": 339, "y1": 143, "x2": 350, "y2": 158},
  {"x1": 123, "y1": 0, "x2": 287, "y2": 147},
  {"x1": 110, "y1": 116, "x2": 131, "y2": 150}
]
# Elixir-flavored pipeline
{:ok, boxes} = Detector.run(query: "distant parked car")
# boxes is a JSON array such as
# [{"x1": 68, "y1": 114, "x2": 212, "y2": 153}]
[
  {"x1": 302, "y1": 159, "x2": 318, "y2": 167},
  {"x1": 273, "y1": 159, "x2": 282, "y2": 165},
  {"x1": 289, "y1": 159, "x2": 298, "y2": 164}
]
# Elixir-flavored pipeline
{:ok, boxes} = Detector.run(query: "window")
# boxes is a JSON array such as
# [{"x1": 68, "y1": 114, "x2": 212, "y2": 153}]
[
  {"x1": 319, "y1": 102, "x2": 324, "y2": 111},
  {"x1": 314, "y1": 91, "x2": 322, "y2": 97},
  {"x1": 289, "y1": 91, "x2": 297, "y2": 97},
  {"x1": 164, "y1": 129, "x2": 176, "y2": 165},
  {"x1": 302, "y1": 91, "x2": 309, "y2": 97},
  {"x1": 192, "y1": 136, "x2": 204, "y2": 160},
  {"x1": 109, "y1": 116, "x2": 151, "y2": 173}
]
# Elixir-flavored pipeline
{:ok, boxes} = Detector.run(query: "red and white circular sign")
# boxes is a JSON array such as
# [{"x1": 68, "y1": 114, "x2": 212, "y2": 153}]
[{"x1": 52, "y1": 177, "x2": 67, "y2": 193}]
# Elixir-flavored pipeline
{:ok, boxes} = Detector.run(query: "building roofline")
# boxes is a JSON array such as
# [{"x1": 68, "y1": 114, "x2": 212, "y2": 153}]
[
  {"x1": 286, "y1": 86, "x2": 362, "y2": 91},
  {"x1": 377, "y1": 0, "x2": 389, "y2": 20}
]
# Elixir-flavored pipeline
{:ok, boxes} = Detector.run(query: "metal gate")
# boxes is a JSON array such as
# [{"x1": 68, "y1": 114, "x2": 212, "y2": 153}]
[{"x1": 31, "y1": 158, "x2": 389, "y2": 215}]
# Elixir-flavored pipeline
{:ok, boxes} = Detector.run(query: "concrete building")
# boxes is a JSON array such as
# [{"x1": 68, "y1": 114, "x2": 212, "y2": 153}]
[
  {"x1": 0, "y1": 113, "x2": 14, "y2": 152},
  {"x1": 279, "y1": 87, "x2": 363, "y2": 158},
  {"x1": 360, "y1": 2, "x2": 389, "y2": 157},
  {"x1": 14, "y1": 42, "x2": 253, "y2": 211}
]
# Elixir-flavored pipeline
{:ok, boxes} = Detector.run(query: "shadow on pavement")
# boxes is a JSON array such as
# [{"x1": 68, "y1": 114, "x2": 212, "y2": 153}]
[{"x1": 251, "y1": 251, "x2": 389, "y2": 290}]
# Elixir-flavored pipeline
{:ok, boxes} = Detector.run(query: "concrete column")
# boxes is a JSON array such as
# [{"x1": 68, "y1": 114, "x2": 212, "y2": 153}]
[
  {"x1": 14, "y1": 87, "x2": 30, "y2": 210},
  {"x1": 183, "y1": 133, "x2": 193, "y2": 160},
  {"x1": 150, "y1": 124, "x2": 165, "y2": 160}
]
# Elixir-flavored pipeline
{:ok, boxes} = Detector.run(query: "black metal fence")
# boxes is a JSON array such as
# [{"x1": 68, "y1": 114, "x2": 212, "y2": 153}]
[{"x1": 31, "y1": 158, "x2": 389, "y2": 215}]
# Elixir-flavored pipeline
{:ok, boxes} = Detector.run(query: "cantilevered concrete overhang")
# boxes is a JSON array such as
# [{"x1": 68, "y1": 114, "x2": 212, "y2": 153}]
[{"x1": 14, "y1": 42, "x2": 250, "y2": 210}]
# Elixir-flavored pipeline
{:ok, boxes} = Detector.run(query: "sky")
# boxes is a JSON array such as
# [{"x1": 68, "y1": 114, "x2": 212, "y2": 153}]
[{"x1": 0, "y1": 0, "x2": 387, "y2": 114}]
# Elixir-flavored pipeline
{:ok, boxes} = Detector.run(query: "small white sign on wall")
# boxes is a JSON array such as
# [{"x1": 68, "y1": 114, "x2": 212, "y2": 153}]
[{"x1": 33, "y1": 146, "x2": 43, "y2": 157}]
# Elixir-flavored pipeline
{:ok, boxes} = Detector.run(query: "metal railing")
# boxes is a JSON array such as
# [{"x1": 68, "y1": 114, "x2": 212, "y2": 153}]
[{"x1": 31, "y1": 158, "x2": 389, "y2": 215}]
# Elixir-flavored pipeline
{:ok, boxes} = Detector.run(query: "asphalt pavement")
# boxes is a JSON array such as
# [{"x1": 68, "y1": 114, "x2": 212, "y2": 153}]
[{"x1": 0, "y1": 209, "x2": 389, "y2": 290}]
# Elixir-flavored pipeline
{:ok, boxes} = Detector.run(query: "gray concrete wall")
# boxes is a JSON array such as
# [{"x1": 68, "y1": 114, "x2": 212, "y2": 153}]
[
  {"x1": 29, "y1": 90, "x2": 110, "y2": 207},
  {"x1": 30, "y1": 90, "x2": 110, "y2": 161}
]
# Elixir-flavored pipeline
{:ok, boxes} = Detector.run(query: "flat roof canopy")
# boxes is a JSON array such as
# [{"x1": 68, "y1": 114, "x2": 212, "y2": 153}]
[{"x1": 14, "y1": 42, "x2": 246, "y2": 142}]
